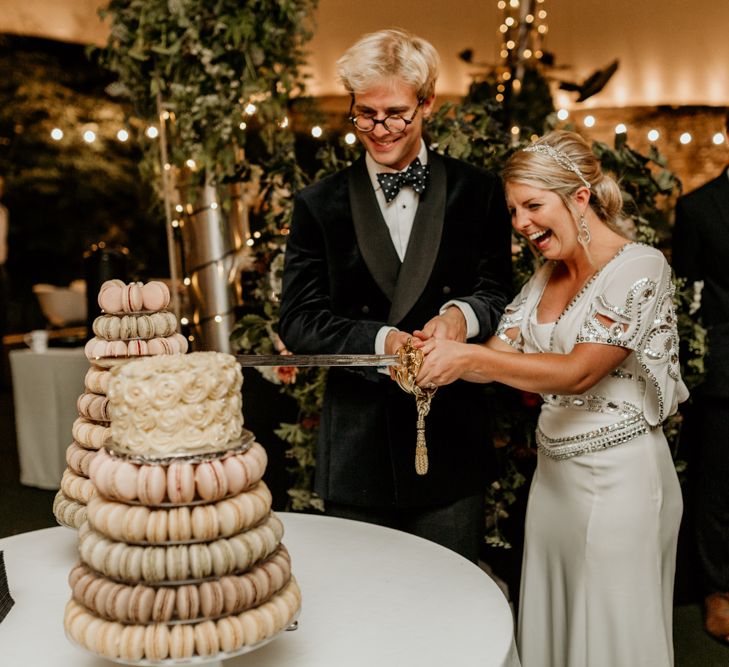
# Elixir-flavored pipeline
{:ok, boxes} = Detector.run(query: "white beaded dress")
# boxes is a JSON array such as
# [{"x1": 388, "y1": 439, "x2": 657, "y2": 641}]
[{"x1": 497, "y1": 243, "x2": 688, "y2": 667}]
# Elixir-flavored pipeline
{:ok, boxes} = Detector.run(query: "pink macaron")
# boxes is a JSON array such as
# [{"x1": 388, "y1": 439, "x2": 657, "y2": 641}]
[{"x1": 142, "y1": 281, "x2": 171, "y2": 311}]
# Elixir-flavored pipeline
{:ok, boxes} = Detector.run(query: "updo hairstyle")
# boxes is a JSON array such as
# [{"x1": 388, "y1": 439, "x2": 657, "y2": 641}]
[{"x1": 503, "y1": 130, "x2": 625, "y2": 234}]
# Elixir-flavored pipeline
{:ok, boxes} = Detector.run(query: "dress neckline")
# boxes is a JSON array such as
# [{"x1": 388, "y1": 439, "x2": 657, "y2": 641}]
[{"x1": 534, "y1": 242, "x2": 637, "y2": 351}]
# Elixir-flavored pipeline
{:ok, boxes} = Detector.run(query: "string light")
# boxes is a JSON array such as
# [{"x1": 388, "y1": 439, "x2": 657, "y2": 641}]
[
  {"x1": 713, "y1": 132, "x2": 725, "y2": 145},
  {"x1": 311, "y1": 125, "x2": 323, "y2": 138},
  {"x1": 583, "y1": 115, "x2": 596, "y2": 128},
  {"x1": 246, "y1": 238, "x2": 255, "y2": 247},
  {"x1": 679, "y1": 132, "x2": 692, "y2": 145},
  {"x1": 239, "y1": 121, "x2": 247, "y2": 130},
  {"x1": 180, "y1": 317, "x2": 189, "y2": 325},
  {"x1": 50, "y1": 128, "x2": 63, "y2": 141},
  {"x1": 175, "y1": 204, "x2": 184, "y2": 213},
  {"x1": 83, "y1": 130, "x2": 96, "y2": 143},
  {"x1": 210, "y1": 202, "x2": 218, "y2": 210},
  {"x1": 185, "y1": 159, "x2": 196, "y2": 169},
  {"x1": 214, "y1": 315, "x2": 223, "y2": 323},
  {"x1": 557, "y1": 109, "x2": 569, "y2": 121},
  {"x1": 511, "y1": 126, "x2": 520, "y2": 136},
  {"x1": 647, "y1": 129, "x2": 660, "y2": 142},
  {"x1": 244, "y1": 103, "x2": 257, "y2": 115},
  {"x1": 253, "y1": 231, "x2": 262, "y2": 239},
  {"x1": 183, "y1": 277, "x2": 191, "y2": 286},
  {"x1": 145, "y1": 126, "x2": 159, "y2": 139},
  {"x1": 171, "y1": 219, "x2": 180, "y2": 228},
  {"x1": 615, "y1": 123, "x2": 627, "y2": 134},
  {"x1": 345, "y1": 132, "x2": 356, "y2": 145},
  {"x1": 279, "y1": 116, "x2": 289, "y2": 129}
]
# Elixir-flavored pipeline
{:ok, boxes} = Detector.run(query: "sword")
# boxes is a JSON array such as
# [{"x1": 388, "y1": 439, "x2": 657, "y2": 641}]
[
  {"x1": 235, "y1": 354, "x2": 400, "y2": 367},
  {"x1": 236, "y1": 344, "x2": 434, "y2": 476}
]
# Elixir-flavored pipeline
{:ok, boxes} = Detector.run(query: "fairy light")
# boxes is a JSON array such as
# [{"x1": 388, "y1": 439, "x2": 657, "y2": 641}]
[
  {"x1": 499, "y1": 24, "x2": 509, "y2": 33},
  {"x1": 511, "y1": 126, "x2": 520, "y2": 136},
  {"x1": 246, "y1": 238, "x2": 255, "y2": 247},
  {"x1": 557, "y1": 109, "x2": 569, "y2": 121},
  {"x1": 145, "y1": 126, "x2": 159, "y2": 139},
  {"x1": 186, "y1": 159, "x2": 196, "y2": 169},
  {"x1": 615, "y1": 123, "x2": 627, "y2": 134},
  {"x1": 244, "y1": 103, "x2": 257, "y2": 115},
  {"x1": 210, "y1": 202, "x2": 218, "y2": 210},
  {"x1": 175, "y1": 204, "x2": 184, "y2": 213},
  {"x1": 50, "y1": 128, "x2": 63, "y2": 141},
  {"x1": 584, "y1": 115, "x2": 596, "y2": 128},
  {"x1": 117, "y1": 129, "x2": 129, "y2": 142},
  {"x1": 713, "y1": 132, "x2": 725, "y2": 145},
  {"x1": 171, "y1": 219, "x2": 180, "y2": 228},
  {"x1": 279, "y1": 116, "x2": 289, "y2": 129},
  {"x1": 647, "y1": 129, "x2": 660, "y2": 142},
  {"x1": 161, "y1": 111, "x2": 170, "y2": 120},
  {"x1": 523, "y1": 49, "x2": 532, "y2": 59},
  {"x1": 163, "y1": 163, "x2": 172, "y2": 171},
  {"x1": 345, "y1": 132, "x2": 356, "y2": 145},
  {"x1": 83, "y1": 130, "x2": 96, "y2": 143},
  {"x1": 239, "y1": 121, "x2": 247, "y2": 130},
  {"x1": 214, "y1": 315, "x2": 223, "y2": 323},
  {"x1": 253, "y1": 231, "x2": 262, "y2": 238},
  {"x1": 183, "y1": 277, "x2": 191, "y2": 286},
  {"x1": 505, "y1": 16, "x2": 515, "y2": 26},
  {"x1": 180, "y1": 317, "x2": 189, "y2": 325},
  {"x1": 680, "y1": 132, "x2": 692, "y2": 145}
]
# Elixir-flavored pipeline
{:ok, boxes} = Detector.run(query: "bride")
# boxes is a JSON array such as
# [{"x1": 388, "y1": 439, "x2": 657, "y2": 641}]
[{"x1": 414, "y1": 130, "x2": 687, "y2": 666}]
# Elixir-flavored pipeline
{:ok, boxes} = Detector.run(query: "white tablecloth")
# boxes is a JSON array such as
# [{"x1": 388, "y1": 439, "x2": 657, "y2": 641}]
[
  {"x1": 9, "y1": 348, "x2": 88, "y2": 489},
  {"x1": 0, "y1": 513, "x2": 520, "y2": 667}
]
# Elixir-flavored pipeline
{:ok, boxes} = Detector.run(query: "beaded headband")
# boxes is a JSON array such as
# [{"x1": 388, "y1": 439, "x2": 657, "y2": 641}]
[{"x1": 523, "y1": 143, "x2": 592, "y2": 189}]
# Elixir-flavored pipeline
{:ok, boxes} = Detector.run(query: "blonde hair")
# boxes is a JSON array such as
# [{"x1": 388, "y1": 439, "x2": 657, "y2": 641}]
[
  {"x1": 336, "y1": 28, "x2": 439, "y2": 100},
  {"x1": 504, "y1": 130, "x2": 624, "y2": 231}
]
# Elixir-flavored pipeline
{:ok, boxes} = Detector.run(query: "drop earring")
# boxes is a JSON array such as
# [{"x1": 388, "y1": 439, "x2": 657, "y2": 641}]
[{"x1": 577, "y1": 213, "x2": 591, "y2": 246}]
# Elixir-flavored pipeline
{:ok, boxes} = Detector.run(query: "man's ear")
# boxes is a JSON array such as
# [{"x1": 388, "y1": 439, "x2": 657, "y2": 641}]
[{"x1": 422, "y1": 95, "x2": 436, "y2": 119}]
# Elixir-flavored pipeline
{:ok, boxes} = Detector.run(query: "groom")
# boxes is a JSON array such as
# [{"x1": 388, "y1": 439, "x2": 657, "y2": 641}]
[{"x1": 279, "y1": 28, "x2": 512, "y2": 562}]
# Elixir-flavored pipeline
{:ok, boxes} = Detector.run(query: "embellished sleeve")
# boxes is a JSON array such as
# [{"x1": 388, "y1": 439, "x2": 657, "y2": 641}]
[
  {"x1": 577, "y1": 248, "x2": 689, "y2": 425},
  {"x1": 495, "y1": 270, "x2": 542, "y2": 352}
]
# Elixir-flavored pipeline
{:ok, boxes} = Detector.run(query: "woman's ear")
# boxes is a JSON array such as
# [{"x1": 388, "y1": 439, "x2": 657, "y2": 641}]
[{"x1": 572, "y1": 186, "x2": 591, "y2": 212}]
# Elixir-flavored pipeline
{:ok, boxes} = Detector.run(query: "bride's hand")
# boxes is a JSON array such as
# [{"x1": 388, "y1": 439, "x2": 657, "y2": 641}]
[{"x1": 415, "y1": 338, "x2": 468, "y2": 388}]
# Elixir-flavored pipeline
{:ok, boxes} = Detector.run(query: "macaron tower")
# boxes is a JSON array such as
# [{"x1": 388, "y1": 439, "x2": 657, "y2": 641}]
[
  {"x1": 64, "y1": 352, "x2": 301, "y2": 662},
  {"x1": 53, "y1": 279, "x2": 187, "y2": 529}
]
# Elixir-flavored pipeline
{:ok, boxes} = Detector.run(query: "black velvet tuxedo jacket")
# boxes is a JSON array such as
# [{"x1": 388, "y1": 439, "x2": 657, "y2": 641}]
[
  {"x1": 674, "y1": 168, "x2": 729, "y2": 398},
  {"x1": 279, "y1": 150, "x2": 513, "y2": 508}
]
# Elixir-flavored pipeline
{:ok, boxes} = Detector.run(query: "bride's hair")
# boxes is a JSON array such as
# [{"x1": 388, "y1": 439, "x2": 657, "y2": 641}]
[{"x1": 503, "y1": 130, "x2": 624, "y2": 234}]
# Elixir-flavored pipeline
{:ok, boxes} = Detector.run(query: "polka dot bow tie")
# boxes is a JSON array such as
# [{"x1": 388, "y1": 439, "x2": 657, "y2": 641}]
[{"x1": 376, "y1": 158, "x2": 431, "y2": 203}]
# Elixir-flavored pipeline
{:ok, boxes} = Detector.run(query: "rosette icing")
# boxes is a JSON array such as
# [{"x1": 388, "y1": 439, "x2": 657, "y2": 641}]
[{"x1": 108, "y1": 352, "x2": 244, "y2": 455}]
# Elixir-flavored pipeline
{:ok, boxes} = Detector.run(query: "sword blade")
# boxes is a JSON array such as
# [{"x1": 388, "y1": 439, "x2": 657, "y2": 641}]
[{"x1": 235, "y1": 354, "x2": 400, "y2": 368}]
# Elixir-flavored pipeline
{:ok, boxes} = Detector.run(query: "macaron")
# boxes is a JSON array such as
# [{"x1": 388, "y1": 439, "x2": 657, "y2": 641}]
[
  {"x1": 193, "y1": 620, "x2": 220, "y2": 657},
  {"x1": 152, "y1": 586, "x2": 176, "y2": 623},
  {"x1": 98, "y1": 279, "x2": 125, "y2": 313},
  {"x1": 169, "y1": 623, "x2": 195, "y2": 659},
  {"x1": 138, "y1": 465, "x2": 166, "y2": 505},
  {"x1": 176, "y1": 584, "x2": 200, "y2": 621},
  {"x1": 147, "y1": 337, "x2": 173, "y2": 355},
  {"x1": 217, "y1": 616, "x2": 245, "y2": 652},
  {"x1": 199, "y1": 581, "x2": 225, "y2": 618},
  {"x1": 136, "y1": 314, "x2": 153, "y2": 339},
  {"x1": 121, "y1": 282, "x2": 144, "y2": 313},
  {"x1": 195, "y1": 460, "x2": 228, "y2": 501},
  {"x1": 142, "y1": 281, "x2": 171, "y2": 311},
  {"x1": 111, "y1": 461, "x2": 139, "y2": 501},
  {"x1": 128, "y1": 584, "x2": 155, "y2": 623},
  {"x1": 167, "y1": 462, "x2": 195, "y2": 503},
  {"x1": 144, "y1": 623, "x2": 170, "y2": 661},
  {"x1": 127, "y1": 339, "x2": 149, "y2": 356}
]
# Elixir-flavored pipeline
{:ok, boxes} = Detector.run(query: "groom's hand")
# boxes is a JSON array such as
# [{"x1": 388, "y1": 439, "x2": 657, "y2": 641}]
[
  {"x1": 384, "y1": 329, "x2": 413, "y2": 356},
  {"x1": 417, "y1": 306, "x2": 467, "y2": 343}
]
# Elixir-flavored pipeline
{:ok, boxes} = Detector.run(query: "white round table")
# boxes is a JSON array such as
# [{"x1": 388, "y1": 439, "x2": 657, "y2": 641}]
[{"x1": 0, "y1": 513, "x2": 520, "y2": 667}]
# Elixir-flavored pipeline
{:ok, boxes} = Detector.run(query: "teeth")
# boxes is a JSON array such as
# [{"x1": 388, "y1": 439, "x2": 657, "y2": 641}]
[{"x1": 528, "y1": 230, "x2": 547, "y2": 241}]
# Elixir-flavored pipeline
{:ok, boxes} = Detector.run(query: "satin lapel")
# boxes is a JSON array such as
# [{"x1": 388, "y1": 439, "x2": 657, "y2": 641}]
[
  {"x1": 709, "y1": 169, "x2": 729, "y2": 230},
  {"x1": 348, "y1": 158, "x2": 401, "y2": 301},
  {"x1": 387, "y1": 153, "x2": 446, "y2": 325}
]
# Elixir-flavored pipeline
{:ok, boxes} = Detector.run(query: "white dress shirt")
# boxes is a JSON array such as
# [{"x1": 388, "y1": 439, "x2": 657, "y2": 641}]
[{"x1": 364, "y1": 142, "x2": 479, "y2": 359}]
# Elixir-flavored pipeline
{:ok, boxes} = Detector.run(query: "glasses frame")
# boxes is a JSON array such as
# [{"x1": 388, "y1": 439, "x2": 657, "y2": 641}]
[{"x1": 348, "y1": 98, "x2": 424, "y2": 134}]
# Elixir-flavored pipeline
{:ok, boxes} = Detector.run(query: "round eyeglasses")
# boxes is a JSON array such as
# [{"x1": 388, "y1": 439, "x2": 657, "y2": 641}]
[{"x1": 349, "y1": 99, "x2": 424, "y2": 134}]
